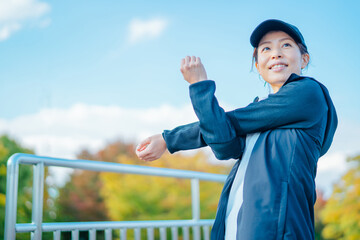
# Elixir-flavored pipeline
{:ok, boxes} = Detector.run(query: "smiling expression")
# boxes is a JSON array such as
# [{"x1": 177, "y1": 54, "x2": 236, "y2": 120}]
[{"x1": 255, "y1": 31, "x2": 309, "y2": 93}]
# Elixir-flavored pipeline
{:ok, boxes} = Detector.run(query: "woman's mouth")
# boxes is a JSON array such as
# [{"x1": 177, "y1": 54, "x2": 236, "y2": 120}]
[{"x1": 269, "y1": 64, "x2": 288, "y2": 72}]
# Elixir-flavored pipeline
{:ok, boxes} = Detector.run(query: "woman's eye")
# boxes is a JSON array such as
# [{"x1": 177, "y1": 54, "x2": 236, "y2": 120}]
[
  {"x1": 262, "y1": 47, "x2": 270, "y2": 52},
  {"x1": 283, "y1": 43, "x2": 291, "y2": 47}
]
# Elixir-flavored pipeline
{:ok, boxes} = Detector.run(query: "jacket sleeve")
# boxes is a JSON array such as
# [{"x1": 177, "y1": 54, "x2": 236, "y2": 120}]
[
  {"x1": 224, "y1": 78, "x2": 328, "y2": 135},
  {"x1": 189, "y1": 78, "x2": 327, "y2": 155},
  {"x1": 162, "y1": 122, "x2": 207, "y2": 153},
  {"x1": 162, "y1": 121, "x2": 246, "y2": 160}
]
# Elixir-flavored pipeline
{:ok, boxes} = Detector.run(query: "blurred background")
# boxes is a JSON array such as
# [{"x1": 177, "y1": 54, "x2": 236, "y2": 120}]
[{"x1": 0, "y1": 0, "x2": 359, "y2": 239}]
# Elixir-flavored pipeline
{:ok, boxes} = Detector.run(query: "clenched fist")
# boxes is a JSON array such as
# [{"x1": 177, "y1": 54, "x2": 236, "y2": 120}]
[{"x1": 180, "y1": 56, "x2": 208, "y2": 84}]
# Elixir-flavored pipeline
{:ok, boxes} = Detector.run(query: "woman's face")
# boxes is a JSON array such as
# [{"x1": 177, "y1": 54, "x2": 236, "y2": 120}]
[{"x1": 255, "y1": 31, "x2": 309, "y2": 93}]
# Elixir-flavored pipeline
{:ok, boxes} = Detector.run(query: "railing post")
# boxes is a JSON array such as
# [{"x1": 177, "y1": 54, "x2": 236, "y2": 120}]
[
  {"x1": 203, "y1": 225, "x2": 210, "y2": 240},
  {"x1": 105, "y1": 228, "x2": 112, "y2": 240},
  {"x1": 89, "y1": 229, "x2": 96, "y2": 240},
  {"x1": 72, "y1": 229, "x2": 79, "y2": 240},
  {"x1": 120, "y1": 228, "x2": 127, "y2": 240},
  {"x1": 53, "y1": 230, "x2": 61, "y2": 240},
  {"x1": 182, "y1": 226, "x2": 189, "y2": 240},
  {"x1": 4, "y1": 157, "x2": 20, "y2": 240},
  {"x1": 134, "y1": 228, "x2": 141, "y2": 240},
  {"x1": 31, "y1": 162, "x2": 45, "y2": 240},
  {"x1": 146, "y1": 228, "x2": 154, "y2": 240},
  {"x1": 159, "y1": 227, "x2": 166, "y2": 240},
  {"x1": 191, "y1": 178, "x2": 200, "y2": 240}
]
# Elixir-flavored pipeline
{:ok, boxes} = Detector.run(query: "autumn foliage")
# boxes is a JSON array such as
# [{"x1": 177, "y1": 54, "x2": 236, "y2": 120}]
[
  {"x1": 56, "y1": 140, "x2": 229, "y2": 223},
  {"x1": 1, "y1": 134, "x2": 360, "y2": 240},
  {"x1": 320, "y1": 155, "x2": 360, "y2": 240}
]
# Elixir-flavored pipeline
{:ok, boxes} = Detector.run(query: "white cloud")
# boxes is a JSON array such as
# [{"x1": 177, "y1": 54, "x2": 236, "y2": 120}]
[
  {"x1": 0, "y1": 22, "x2": 21, "y2": 40},
  {"x1": 128, "y1": 17, "x2": 168, "y2": 44},
  {"x1": 0, "y1": 0, "x2": 50, "y2": 41},
  {"x1": 316, "y1": 152, "x2": 349, "y2": 198},
  {"x1": 0, "y1": 103, "x2": 197, "y2": 185},
  {"x1": 0, "y1": 103, "x2": 197, "y2": 159},
  {"x1": 312, "y1": 116, "x2": 360, "y2": 197}
]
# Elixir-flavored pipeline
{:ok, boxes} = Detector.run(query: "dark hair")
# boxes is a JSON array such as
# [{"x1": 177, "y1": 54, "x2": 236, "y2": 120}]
[{"x1": 251, "y1": 42, "x2": 309, "y2": 70}]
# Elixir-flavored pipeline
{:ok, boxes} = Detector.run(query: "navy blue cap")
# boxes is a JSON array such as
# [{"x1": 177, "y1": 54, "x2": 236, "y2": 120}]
[{"x1": 250, "y1": 19, "x2": 307, "y2": 50}]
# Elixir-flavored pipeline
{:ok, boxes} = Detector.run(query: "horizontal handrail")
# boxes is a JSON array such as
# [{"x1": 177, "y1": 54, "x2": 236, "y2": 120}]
[
  {"x1": 16, "y1": 219, "x2": 215, "y2": 232},
  {"x1": 8, "y1": 153, "x2": 227, "y2": 182}
]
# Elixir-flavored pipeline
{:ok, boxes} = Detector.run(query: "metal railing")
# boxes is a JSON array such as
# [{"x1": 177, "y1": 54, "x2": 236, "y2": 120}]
[{"x1": 4, "y1": 153, "x2": 227, "y2": 239}]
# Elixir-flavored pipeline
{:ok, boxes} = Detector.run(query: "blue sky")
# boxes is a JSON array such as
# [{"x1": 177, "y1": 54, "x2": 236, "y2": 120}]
[
  {"x1": 1, "y1": 0, "x2": 359, "y2": 119},
  {"x1": 0, "y1": 0, "x2": 359, "y2": 195}
]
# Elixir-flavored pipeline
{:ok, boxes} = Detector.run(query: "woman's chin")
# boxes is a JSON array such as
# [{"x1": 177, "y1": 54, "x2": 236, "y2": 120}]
[{"x1": 266, "y1": 76, "x2": 288, "y2": 86}]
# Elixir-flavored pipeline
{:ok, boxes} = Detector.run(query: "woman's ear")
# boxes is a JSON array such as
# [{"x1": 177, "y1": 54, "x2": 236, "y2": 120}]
[
  {"x1": 301, "y1": 53, "x2": 310, "y2": 69},
  {"x1": 255, "y1": 62, "x2": 260, "y2": 74}
]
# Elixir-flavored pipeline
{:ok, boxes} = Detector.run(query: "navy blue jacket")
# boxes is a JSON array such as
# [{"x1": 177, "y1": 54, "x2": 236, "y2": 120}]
[{"x1": 162, "y1": 73, "x2": 337, "y2": 239}]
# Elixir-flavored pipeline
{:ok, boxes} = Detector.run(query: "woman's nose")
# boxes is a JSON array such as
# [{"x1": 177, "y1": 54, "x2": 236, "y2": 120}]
[{"x1": 271, "y1": 49, "x2": 283, "y2": 59}]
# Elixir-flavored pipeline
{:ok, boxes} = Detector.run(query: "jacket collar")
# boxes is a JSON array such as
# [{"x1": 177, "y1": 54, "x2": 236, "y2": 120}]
[
  {"x1": 283, "y1": 73, "x2": 304, "y2": 87},
  {"x1": 266, "y1": 73, "x2": 304, "y2": 96}
]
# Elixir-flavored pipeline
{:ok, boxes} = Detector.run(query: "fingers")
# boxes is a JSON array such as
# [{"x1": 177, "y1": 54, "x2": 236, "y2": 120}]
[
  {"x1": 137, "y1": 146, "x2": 151, "y2": 160},
  {"x1": 180, "y1": 58, "x2": 186, "y2": 73},
  {"x1": 137, "y1": 144, "x2": 157, "y2": 162},
  {"x1": 180, "y1": 58, "x2": 185, "y2": 67},
  {"x1": 136, "y1": 145, "x2": 150, "y2": 160},
  {"x1": 196, "y1": 57, "x2": 201, "y2": 64},
  {"x1": 136, "y1": 134, "x2": 167, "y2": 162},
  {"x1": 135, "y1": 138, "x2": 150, "y2": 159},
  {"x1": 136, "y1": 138, "x2": 150, "y2": 152},
  {"x1": 137, "y1": 144, "x2": 149, "y2": 152},
  {"x1": 181, "y1": 56, "x2": 199, "y2": 64},
  {"x1": 180, "y1": 55, "x2": 207, "y2": 84},
  {"x1": 184, "y1": 56, "x2": 190, "y2": 66},
  {"x1": 181, "y1": 56, "x2": 201, "y2": 69},
  {"x1": 136, "y1": 137, "x2": 156, "y2": 160}
]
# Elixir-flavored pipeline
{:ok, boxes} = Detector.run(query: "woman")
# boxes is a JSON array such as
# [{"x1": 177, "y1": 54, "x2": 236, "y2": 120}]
[{"x1": 136, "y1": 19, "x2": 337, "y2": 240}]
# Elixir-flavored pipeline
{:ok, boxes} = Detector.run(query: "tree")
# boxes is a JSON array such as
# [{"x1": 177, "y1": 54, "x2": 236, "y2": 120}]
[
  {"x1": 54, "y1": 144, "x2": 134, "y2": 222},
  {"x1": 53, "y1": 142, "x2": 150, "y2": 239},
  {"x1": 314, "y1": 189, "x2": 327, "y2": 240},
  {"x1": 98, "y1": 141, "x2": 228, "y2": 239},
  {"x1": 99, "y1": 150, "x2": 226, "y2": 222},
  {"x1": 54, "y1": 140, "x2": 229, "y2": 239},
  {"x1": 321, "y1": 154, "x2": 360, "y2": 240},
  {"x1": 0, "y1": 135, "x2": 56, "y2": 240},
  {"x1": 0, "y1": 135, "x2": 34, "y2": 239}
]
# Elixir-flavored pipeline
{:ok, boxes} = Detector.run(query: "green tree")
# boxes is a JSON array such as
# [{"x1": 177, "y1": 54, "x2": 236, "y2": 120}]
[
  {"x1": 0, "y1": 135, "x2": 33, "y2": 239},
  {"x1": 0, "y1": 135, "x2": 56, "y2": 240},
  {"x1": 321, "y1": 154, "x2": 360, "y2": 240}
]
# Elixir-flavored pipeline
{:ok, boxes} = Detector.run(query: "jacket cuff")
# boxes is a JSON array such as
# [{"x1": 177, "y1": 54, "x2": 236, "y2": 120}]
[
  {"x1": 189, "y1": 80, "x2": 215, "y2": 100},
  {"x1": 162, "y1": 131, "x2": 177, "y2": 154}
]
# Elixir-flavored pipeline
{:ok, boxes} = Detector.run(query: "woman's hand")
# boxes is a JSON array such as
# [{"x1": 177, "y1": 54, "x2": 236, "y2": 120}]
[
  {"x1": 180, "y1": 56, "x2": 208, "y2": 84},
  {"x1": 135, "y1": 134, "x2": 167, "y2": 162}
]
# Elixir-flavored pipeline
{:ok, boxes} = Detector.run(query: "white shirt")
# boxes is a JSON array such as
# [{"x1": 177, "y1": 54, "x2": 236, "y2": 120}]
[{"x1": 224, "y1": 132, "x2": 261, "y2": 240}]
